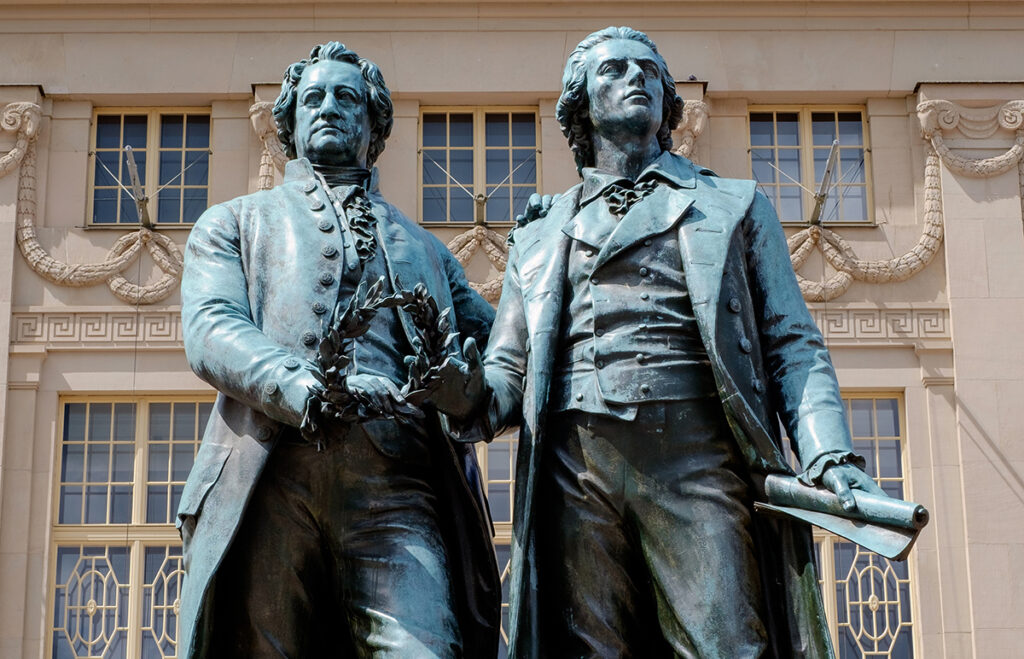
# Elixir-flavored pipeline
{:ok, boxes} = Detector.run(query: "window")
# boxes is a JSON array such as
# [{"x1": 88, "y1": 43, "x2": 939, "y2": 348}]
[
  {"x1": 49, "y1": 397, "x2": 214, "y2": 659},
  {"x1": 90, "y1": 110, "x2": 211, "y2": 225},
  {"x1": 749, "y1": 107, "x2": 871, "y2": 223},
  {"x1": 789, "y1": 395, "x2": 915, "y2": 659},
  {"x1": 420, "y1": 108, "x2": 539, "y2": 224}
]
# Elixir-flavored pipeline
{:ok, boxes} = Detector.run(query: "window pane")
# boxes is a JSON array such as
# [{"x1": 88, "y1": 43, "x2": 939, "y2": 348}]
[
  {"x1": 156, "y1": 188, "x2": 181, "y2": 224},
  {"x1": 876, "y1": 399, "x2": 900, "y2": 436},
  {"x1": 486, "y1": 188, "x2": 510, "y2": 222},
  {"x1": 96, "y1": 115, "x2": 122, "y2": 148},
  {"x1": 511, "y1": 150, "x2": 536, "y2": 185},
  {"x1": 422, "y1": 150, "x2": 447, "y2": 185},
  {"x1": 159, "y1": 151, "x2": 182, "y2": 185},
  {"x1": 422, "y1": 114, "x2": 446, "y2": 147},
  {"x1": 775, "y1": 113, "x2": 799, "y2": 146},
  {"x1": 512, "y1": 186, "x2": 534, "y2": 221},
  {"x1": 150, "y1": 403, "x2": 171, "y2": 442},
  {"x1": 850, "y1": 399, "x2": 874, "y2": 437},
  {"x1": 779, "y1": 186, "x2": 803, "y2": 222},
  {"x1": 812, "y1": 112, "x2": 837, "y2": 146},
  {"x1": 183, "y1": 189, "x2": 207, "y2": 223},
  {"x1": 751, "y1": 149, "x2": 776, "y2": 184},
  {"x1": 878, "y1": 439, "x2": 903, "y2": 480},
  {"x1": 485, "y1": 113, "x2": 509, "y2": 147},
  {"x1": 94, "y1": 152, "x2": 120, "y2": 186},
  {"x1": 422, "y1": 187, "x2": 447, "y2": 222},
  {"x1": 122, "y1": 115, "x2": 147, "y2": 149},
  {"x1": 839, "y1": 185, "x2": 867, "y2": 222},
  {"x1": 450, "y1": 195, "x2": 474, "y2": 223},
  {"x1": 65, "y1": 404, "x2": 87, "y2": 442},
  {"x1": 142, "y1": 546, "x2": 185, "y2": 659},
  {"x1": 837, "y1": 112, "x2": 864, "y2": 145},
  {"x1": 778, "y1": 148, "x2": 801, "y2": 181},
  {"x1": 511, "y1": 113, "x2": 535, "y2": 146},
  {"x1": 172, "y1": 403, "x2": 196, "y2": 443},
  {"x1": 749, "y1": 113, "x2": 774, "y2": 146},
  {"x1": 184, "y1": 150, "x2": 208, "y2": 186},
  {"x1": 450, "y1": 149, "x2": 473, "y2": 185},
  {"x1": 185, "y1": 115, "x2": 210, "y2": 148},
  {"x1": 160, "y1": 115, "x2": 184, "y2": 149},
  {"x1": 449, "y1": 113, "x2": 473, "y2": 147},
  {"x1": 52, "y1": 546, "x2": 130, "y2": 659},
  {"x1": 486, "y1": 150, "x2": 509, "y2": 186}
]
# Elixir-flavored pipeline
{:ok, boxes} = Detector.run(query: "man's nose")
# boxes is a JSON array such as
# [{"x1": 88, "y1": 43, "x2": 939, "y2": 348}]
[
  {"x1": 319, "y1": 92, "x2": 342, "y2": 119},
  {"x1": 625, "y1": 61, "x2": 646, "y2": 85}
]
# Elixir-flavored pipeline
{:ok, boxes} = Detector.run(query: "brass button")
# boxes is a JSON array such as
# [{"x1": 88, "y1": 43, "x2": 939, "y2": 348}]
[
  {"x1": 302, "y1": 331, "x2": 318, "y2": 347},
  {"x1": 312, "y1": 301, "x2": 328, "y2": 315},
  {"x1": 349, "y1": 262, "x2": 359, "y2": 271},
  {"x1": 256, "y1": 425, "x2": 273, "y2": 441},
  {"x1": 318, "y1": 219, "x2": 334, "y2": 232},
  {"x1": 591, "y1": 277, "x2": 599, "y2": 285},
  {"x1": 319, "y1": 272, "x2": 335, "y2": 286},
  {"x1": 575, "y1": 393, "x2": 584, "y2": 402},
  {"x1": 595, "y1": 328, "x2": 605, "y2": 337},
  {"x1": 283, "y1": 358, "x2": 300, "y2": 370},
  {"x1": 596, "y1": 359, "x2": 605, "y2": 369},
  {"x1": 584, "y1": 249, "x2": 594, "y2": 257},
  {"x1": 262, "y1": 382, "x2": 278, "y2": 396},
  {"x1": 729, "y1": 297, "x2": 742, "y2": 313},
  {"x1": 643, "y1": 239, "x2": 652, "y2": 246},
  {"x1": 310, "y1": 199, "x2": 326, "y2": 211},
  {"x1": 302, "y1": 180, "x2": 316, "y2": 193},
  {"x1": 739, "y1": 338, "x2": 753, "y2": 354},
  {"x1": 640, "y1": 292, "x2": 650, "y2": 300},
  {"x1": 639, "y1": 267, "x2": 649, "y2": 277},
  {"x1": 639, "y1": 323, "x2": 648, "y2": 331},
  {"x1": 640, "y1": 383, "x2": 651, "y2": 394},
  {"x1": 635, "y1": 353, "x2": 646, "y2": 364},
  {"x1": 322, "y1": 245, "x2": 338, "y2": 258}
]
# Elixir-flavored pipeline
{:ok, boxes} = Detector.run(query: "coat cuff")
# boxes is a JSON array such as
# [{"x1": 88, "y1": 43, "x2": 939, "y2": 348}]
[{"x1": 798, "y1": 450, "x2": 867, "y2": 486}]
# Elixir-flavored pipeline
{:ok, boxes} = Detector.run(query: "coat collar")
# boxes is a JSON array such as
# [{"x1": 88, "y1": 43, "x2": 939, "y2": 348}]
[
  {"x1": 577, "y1": 150, "x2": 698, "y2": 207},
  {"x1": 283, "y1": 157, "x2": 381, "y2": 194}
]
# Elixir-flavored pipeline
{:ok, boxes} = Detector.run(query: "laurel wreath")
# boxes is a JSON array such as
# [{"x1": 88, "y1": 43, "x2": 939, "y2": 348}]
[{"x1": 300, "y1": 275, "x2": 458, "y2": 444}]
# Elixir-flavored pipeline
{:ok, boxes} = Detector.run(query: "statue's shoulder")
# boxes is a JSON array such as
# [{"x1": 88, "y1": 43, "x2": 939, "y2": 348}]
[
  {"x1": 687, "y1": 160, "x2": 758, "y2": 211},
  {"x1": 508, "y1": 183, "x2": 583, "y2": 248}
]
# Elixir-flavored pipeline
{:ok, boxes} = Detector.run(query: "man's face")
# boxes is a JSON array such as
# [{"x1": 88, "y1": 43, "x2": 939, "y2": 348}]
[
  {"x1": 584, "y1": 39, "x2": 664, "y2": 143},
  {"x1": 293, "y1": 59, "x2": 372, "y2": 167}
]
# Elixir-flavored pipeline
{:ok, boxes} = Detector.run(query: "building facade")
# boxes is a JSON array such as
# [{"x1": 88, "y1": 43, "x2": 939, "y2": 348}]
[{"x1": 0, "y1": 2, "x2": 1022, "y2": 657}]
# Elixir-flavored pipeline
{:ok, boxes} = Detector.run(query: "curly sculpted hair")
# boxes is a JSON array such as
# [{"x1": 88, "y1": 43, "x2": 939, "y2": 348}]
[
  {"x1": 272, "y1": 42, "x2": 394, "y2": 166},
  {"x1": 555, "y1": 27, "x2": 684, "y2": 174}
]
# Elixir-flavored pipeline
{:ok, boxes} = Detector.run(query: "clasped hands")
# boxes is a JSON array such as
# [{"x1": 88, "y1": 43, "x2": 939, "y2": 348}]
[{"x1": 343, "y1": 336, "x2": 486, "y2": 422}]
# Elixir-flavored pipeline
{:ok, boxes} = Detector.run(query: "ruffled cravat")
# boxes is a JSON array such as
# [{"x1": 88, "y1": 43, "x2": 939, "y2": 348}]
[{"x1": 603, "y1": 179, "x2": 658, "y2": 217}]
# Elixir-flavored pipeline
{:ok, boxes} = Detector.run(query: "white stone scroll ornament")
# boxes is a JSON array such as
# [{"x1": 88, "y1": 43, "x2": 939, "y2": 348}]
[
  {"x1": 789, "y1": 100, "x2": 1024, "y2": 302},
  {"x1": 0, "y1": 102, "x2": 184, "y2": 304}
]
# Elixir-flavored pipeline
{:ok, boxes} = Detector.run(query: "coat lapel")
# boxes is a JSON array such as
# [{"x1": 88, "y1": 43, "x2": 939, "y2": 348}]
[
  {"x1": 678, "y1": 204, "x2": 735, "y2": 340},
  {"x1": 592, "y1": 185, "x2": 694, "y2": 271}
]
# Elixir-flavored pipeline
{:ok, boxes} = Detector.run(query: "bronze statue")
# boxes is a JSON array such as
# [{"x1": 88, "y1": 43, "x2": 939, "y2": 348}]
[
  {"x1": 175, "y1": 42, "x2": 499, "y2": 658},
  {"x1": 441, "y1": 26, "x2": 890, "y2": 658}
]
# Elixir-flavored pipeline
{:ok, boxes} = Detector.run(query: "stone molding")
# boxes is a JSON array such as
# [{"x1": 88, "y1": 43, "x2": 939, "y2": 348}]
[
  {"x1": 12, "y1": 311, "x2": 183, "y2": 347},
  {"x1": 250, "y1": 101, "x2": 288, "y2": 191},
  {"x1": 809, "y1": 307, "x2": 950, "y2": 341},
  {"x1": 8, "y1": 306, "x2": 948, "y2": 349},
  {"x1": 0, "y1": 102, "x2": 184, "y2": 305}
]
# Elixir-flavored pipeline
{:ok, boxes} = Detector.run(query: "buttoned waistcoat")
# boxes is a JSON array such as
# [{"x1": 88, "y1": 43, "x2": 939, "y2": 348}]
[
  {"x1": 176, "y1": 159, "x2": 499, "y2": 658},
  {"x1": 484, "y1": 152, "x2": 851, "y2": 659}
]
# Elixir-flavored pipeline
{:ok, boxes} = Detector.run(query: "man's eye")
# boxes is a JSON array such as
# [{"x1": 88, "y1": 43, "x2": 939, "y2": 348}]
[
  {"x1": 302, "y1": 92, "x2": 323, "y2": 106},
  {"x1": 600, "y1": 62, "x2": 624, "y2": 76}
]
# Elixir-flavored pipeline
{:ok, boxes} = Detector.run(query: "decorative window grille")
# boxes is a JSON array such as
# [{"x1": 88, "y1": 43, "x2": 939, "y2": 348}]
[
  {"x1": 748, "y1": 107, "x2": 872, "y2": 223},
  {"x1": 50, "y1": 398, "x2": 213, "y2": 659},
  {"x1": 419, "y1": 108, "x2": 539, "y2": 224},
  {"x1": 89, "y1": 110, "x2": 211, "y2": 225},
  {"x1": 477, "y1": 432, "x2": 517, "y2": 657}
]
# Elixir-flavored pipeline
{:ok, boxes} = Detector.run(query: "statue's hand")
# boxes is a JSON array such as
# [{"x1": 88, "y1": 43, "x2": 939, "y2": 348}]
[
  {"x1": 428, "y1": 337, "x2": 486, "y2": 421},
  {"x1": 514, "y1": 193, "x2": 559, "y2": 225},
  {"x1": 344, "y1": 374, "x2": 408, "y2": 418},
  {"x1": 821, "y1": 463, "x2": 888, "y2": 512}
]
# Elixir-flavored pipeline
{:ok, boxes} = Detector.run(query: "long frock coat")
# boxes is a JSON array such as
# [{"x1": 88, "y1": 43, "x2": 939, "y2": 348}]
[
  {"x1": 176, "y1": 159, "x2": 500, "y2": 658},
  {"x1": 484, "y1": 152, "x2": 852, "y2": 659}
]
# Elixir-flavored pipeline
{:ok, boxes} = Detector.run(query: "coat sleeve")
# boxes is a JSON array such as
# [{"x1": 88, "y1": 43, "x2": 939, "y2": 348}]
[
  {"x1": 181, "y1": 204, "x2": 319, "y2": 428},
  {"x1": 481, "y1": 241, "x2": 529, "y2": 434},
  {"x1": 743, "y1": 190, "x2": 860, "y2": 477}
]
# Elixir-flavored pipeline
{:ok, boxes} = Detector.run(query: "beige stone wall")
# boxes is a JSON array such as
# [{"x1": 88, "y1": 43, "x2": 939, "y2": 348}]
[{"x1": 1, "y1": 2, "x2": 1022, "y2": 657}]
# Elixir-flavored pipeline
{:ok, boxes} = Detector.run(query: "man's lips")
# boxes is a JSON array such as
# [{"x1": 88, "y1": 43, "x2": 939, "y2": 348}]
[{"x1": 624, "y1": 90, "x2": 651, "y2": 102}]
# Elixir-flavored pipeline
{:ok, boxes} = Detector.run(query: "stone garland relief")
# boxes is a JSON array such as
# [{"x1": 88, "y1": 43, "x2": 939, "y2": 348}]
[
  {"x1": 0, "y1": 103, "x2": 185, "y2": 305},
  {"x1": 3, "y1": 98, "x2": 1020, "y2": 306}
]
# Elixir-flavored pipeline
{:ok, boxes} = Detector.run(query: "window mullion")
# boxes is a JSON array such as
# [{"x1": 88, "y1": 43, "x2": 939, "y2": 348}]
[
  {"x1": 133, "y1": 401, "x2": 148, "y2": 526},
  {"x1": 800, "y1": 108, "x2": 815, "y2": 222},
  {"x1": 818, "y1": 536, "x2": 841, "y2": 652},
  {"x1": 126, "y1": 538, "x2": 145, "y2": 657}
]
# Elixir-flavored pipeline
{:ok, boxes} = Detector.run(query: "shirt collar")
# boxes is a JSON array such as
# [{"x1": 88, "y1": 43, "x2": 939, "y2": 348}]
[
  {"x1": 579, "y1": 150, "x2": 697, "y2": 207},
  {"x1": 284, "y1": 157, "x2": 381, "y2": 195}
]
